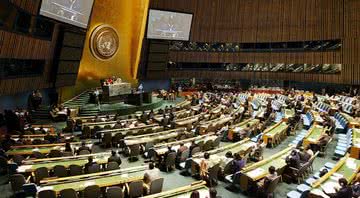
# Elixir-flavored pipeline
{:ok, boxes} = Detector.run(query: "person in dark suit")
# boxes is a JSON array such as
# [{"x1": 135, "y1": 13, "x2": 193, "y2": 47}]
[
  {"x1": 189, "y1": 141, "x2": 198, "y2": 156},
  {"x1": 323, "y1": 178, "x2": 353, "y2": 198},
  {"x1": 299, "y1": 149, "x2": 311, "y2": 163},
  {"x1": 77, "y1": 141, "x2": 91, "y2": 154},
  {"x1": 108, "y1": 150, "x2": 122, "y2": 166},
  {"x1": 286, "y1": 150, "x2": 301, "y2": 169},
  {"x1": 160, "y1": 146, "x2": 176, "y2": 170},
  {"x1": 163, "y1": 146, "x2": 176, "y2": 162},
  {"x1": 283, "y1": 150, "x2": 301, "y2": 183},
  {"x1": 84, "y1": 156, "x2": 96, "y2": 173}
]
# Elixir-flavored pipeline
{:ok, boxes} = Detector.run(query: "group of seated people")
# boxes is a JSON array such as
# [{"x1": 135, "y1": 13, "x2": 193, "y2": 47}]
[
  {"x1": 50, "y1": 104, "x2": 70, "y2": 121},
  {"x1": 283, "y1": 148, "x2": 315, "y2": 183},
  {"x1": 0, "y1": 109, "x2": 32, "y2": 133},
  {"x1": 157, "y1": 89, "x2": 177, "y2": 101},
  {"x1": 101, "y1": 76, "x2": 123, "y2": 86},
  {"x1": 3, "y1": 86, "x2": 359, "y2": 197}
]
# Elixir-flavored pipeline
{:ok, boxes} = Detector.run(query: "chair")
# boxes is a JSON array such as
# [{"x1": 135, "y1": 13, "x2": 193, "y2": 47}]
[
  {"x1": 179, "y1": 135, "x2": 187, "y2": 140},
  {"x1": 197, "y1": 141, "x2": 204, "y2": 151},
  {"x1": 63, "y1": 151, "x2": 74, "y2": 157},
  {"x1": 129, "y1": 144, "x2": 141, "y2": 161},
  {"x1": 53, "y1": 165, "x2": 68, "y2": 177},
  {"x1": 223, "y1": 160, "x2": 234, "y2": 176},
  {"x1": 144, "y1": 128, "x2": 153, "y2": 134},
  {"x1": 191, "y1": 147, "x2": 201, "y2": 156},
  {"x1": 88, "y1": 164, "x2": 100, "y2": 173},
  {"x1": 127, "y1": 180, "x2": 143, "y2": 198},
  {"x1": 203, "y1": 140, "x2": 214, "y2": 151},
  {"x1": 60, "y1": 188, "x2": 78, "y2": 198},
  {"x1": 290, "y1": 164, "x2": 308, "y2": 184},
  {"x1": 212, "y1": 136, "x2": 221, "y2": 148},
  {"x1": 149, "y1": 178, "x2": 164, "y2": 195},
  {"x1": 106, "y1": 186, "x2": 124, "y2": 198},
  {"x1": 165, "y1": 152, "x2": 176, "y2": 172},
  {"x1": 112, "y1": 133, "x2": 124, "y2": 147},
  {"x1": 83, "y1": 185, "x2": 101, "y2": 198},
  {"x1": 49, "y1": 149, "x2": 63, "y2": 158},
  {"x1": 264, "y1": 176, "x2": 281, "y2": 198},
  {"x1": 10, "y1": 174, "x2": 26, "y2": 193},
  {"x1": 32, "y1": 151, "x2": 46, "y2": 159},
  {"x1": 143, "y1": 142, "x2": 154, "y2": 154},
  {"x1": 0, "y1": 156, "x2": 8, "y2": 174},
  {"x1": 12, "y1": 155, "x2": 24, "y2": 166},
  {"x1": 82, "y1": 126, "x2": 91, "y2": 139},
  {"x1": 179, "y1": 149, "x2": 190, "y2": 162},
  {"x1": 38, "y1": 190, "x2": 56, "y2": 198},
  {"x1": 93, "y1": 125, "x2": 102, "y2": 134},
  {"x1": 69, "y1": 164, "x2": 83, "y2": 176},
  {"x1": 102, "y1": 133, "x2": 113, "y2": 148},
  {"x1": 34, "y1": 167, "x2": 49, "y2": 184},
  {"x1": 79, "y1": 150, "x2": 91, "y2": 155},
  {"x1": 106, "y1": 161, "x2": 119, "y2": 171},
  {"x1": 137, "y1": 129, "x2": 145, "y2": 135},
  {"x1": 208, "y1": 164, "x2": 220, "y2": 187}
]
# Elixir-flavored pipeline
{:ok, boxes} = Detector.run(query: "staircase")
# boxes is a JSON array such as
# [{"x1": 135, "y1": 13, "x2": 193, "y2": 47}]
[
  {"x1": 63, "y1": 90, "x2": 91, "y2": 109},
  {"x1": 79, "y1": 105, "x2": 101, "y2": 116},
  {"x1": 30, "y1": 105, "x2": 50, "y2": 120}
]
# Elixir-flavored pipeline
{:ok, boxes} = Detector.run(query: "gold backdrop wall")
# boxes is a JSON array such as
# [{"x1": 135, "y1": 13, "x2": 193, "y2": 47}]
[{"x1": 59, "y1": 0, "x2": 149, "y2": 102}]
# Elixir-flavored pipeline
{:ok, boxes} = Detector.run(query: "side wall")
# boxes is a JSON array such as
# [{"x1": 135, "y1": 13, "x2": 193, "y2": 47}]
[{"x1": 145, "y1": 0, "x2": 359, "y2": 85}]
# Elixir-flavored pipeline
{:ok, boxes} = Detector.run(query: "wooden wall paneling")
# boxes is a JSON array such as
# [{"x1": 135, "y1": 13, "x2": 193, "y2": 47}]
[
  {"x1": 10, "y1": 0, "x2": 40, "y2": 15},
  {"x1": 256, "y1": 0, "x2": 265, "y2": 42},
  {"x1": 149, "y1": 0, "x2": 359, "y2": 84}
]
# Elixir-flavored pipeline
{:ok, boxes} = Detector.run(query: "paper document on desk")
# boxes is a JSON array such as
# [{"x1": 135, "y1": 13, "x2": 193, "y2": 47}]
[
  {"x1": 17, "y1": 165, "x2": 32, "y2": 172},
  {"x1": 84, "y1": 180, "x2": 96, "y2": 187},
  {"x1": 346, "y1": 158, "x2": 357, "y2": 170},
  {"x1": 247, "y1": 168, "x2": 265, "y2": 178},
  {"x1": 311, "y1": 189, "x2": 330, "y2": 198},
  {"x1": 321, "y1": 181, "x2": 340, "y2": 194},
  {"x1": 122, "y1": 173, "x2": 128, "y2": 178},
  {"x1": 39, "y1": 186, "x2": 54, "y2": 191},
  {"x1": 330, "y1": 173, "x2": 343, "y2": 181}
]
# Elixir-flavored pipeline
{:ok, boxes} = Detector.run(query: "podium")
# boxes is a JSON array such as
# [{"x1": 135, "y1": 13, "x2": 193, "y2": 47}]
[
  {"x1": 101, "y1": 81, "x2": 131, "y2": 102},
  {"x1": 126, "y1": 92, "x2": 152, "y2": 106}
]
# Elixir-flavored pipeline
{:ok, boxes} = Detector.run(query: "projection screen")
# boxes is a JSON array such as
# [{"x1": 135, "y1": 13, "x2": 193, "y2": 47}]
[
  {"x1": 40, "y1": 0, "x2": 94, "y2": 28},
  {"x1": 147, "y1": 9, "x2": 193, "y2": 41}
]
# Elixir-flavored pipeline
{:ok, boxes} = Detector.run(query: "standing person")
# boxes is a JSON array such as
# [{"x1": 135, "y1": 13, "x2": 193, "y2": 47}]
[
  {"x1": 94, "y1": 88, "x2": 101, "y2": 110},
  {"x1": 199, "y1": 153, "x2": 211, "y2": 179},
  {"x1": 138, "y1": 83, "x2": 144, "y2": 93},
  {"x1": 64, "y1": 142, "x2": 73, "y2": 155}
]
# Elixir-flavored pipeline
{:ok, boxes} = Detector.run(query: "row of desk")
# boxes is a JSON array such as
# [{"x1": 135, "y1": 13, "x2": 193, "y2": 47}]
[
  {"x1": 6, "y1": 141, "x2": 93, "y2": 156},
  {"x1": 151, "y1": 133, "x2": 218, "y2": 156},
  {"x1": 39, "y1": 166, "x2": 146, "y2": 194},
  {"x1": 17, "y1": 152, "x2": 109, "y2": 173},
  {"x1": 124, "y1": 128, "x2": 187, "y2": 146},
  {"x1": 262, "y1": 121, "x2": 289, "y2": 145},
  {"x1": 303, "y1": 125, "x2": 326, "y2": 148},
  {"x1": 309, "y1": 155, "x2": 360, "y2": 197},
  {"x1": 239, "y1": 146, "x2": 294, "y2": 191},
  {"x1": 350, "y1": 128, "x2": 360, "y2": 159}
]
